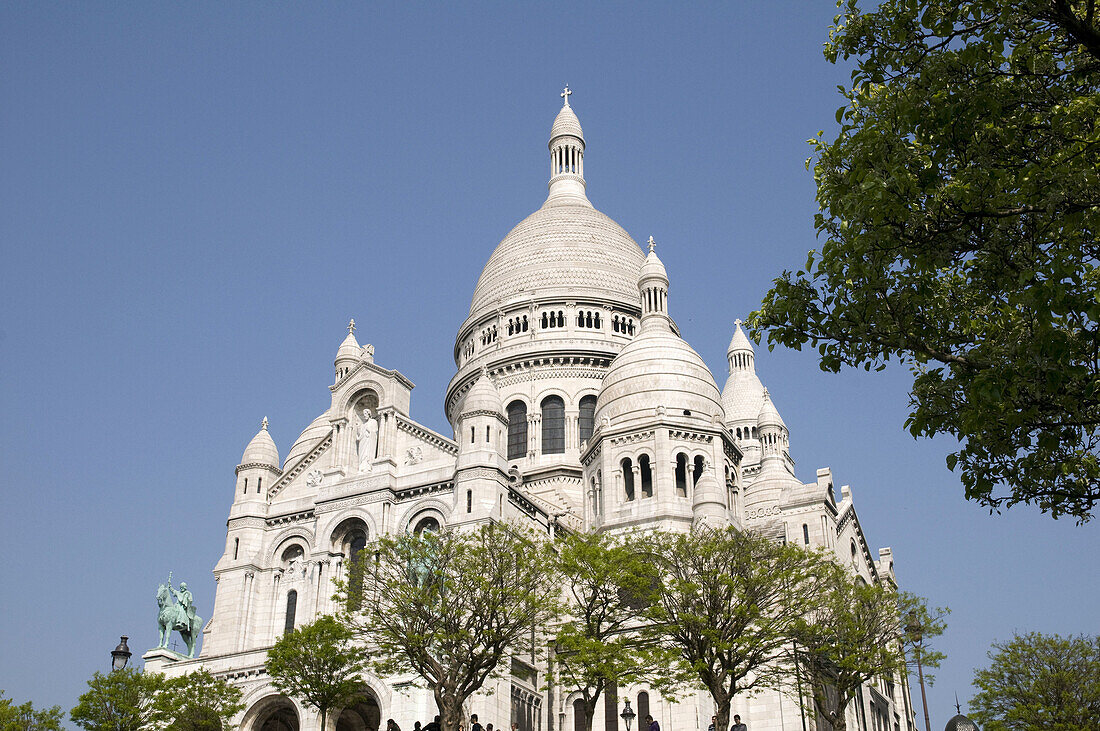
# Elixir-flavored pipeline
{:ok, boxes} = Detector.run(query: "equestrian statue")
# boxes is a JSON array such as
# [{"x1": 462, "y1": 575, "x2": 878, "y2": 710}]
[{"x1": 156, "y1": 572, "x2": 203, "y2": 658}]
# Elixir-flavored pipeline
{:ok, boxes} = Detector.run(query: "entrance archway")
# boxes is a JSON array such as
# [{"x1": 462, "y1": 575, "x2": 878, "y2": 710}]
[
  {"x1": 335, "y1": 687, "x2": 381, "y2": 731},
  {"x1": 242, "y1": 695, "x2": 300, "y2": 731}
]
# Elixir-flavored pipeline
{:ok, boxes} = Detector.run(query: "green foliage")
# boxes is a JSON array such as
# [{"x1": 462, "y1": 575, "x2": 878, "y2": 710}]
[
  {"x1": 899, "y1": 591, "x2": 949, "y2": 685},
  {"x1": 752, "y1": 0, "x2": 1100, "y2": 521},
  {"x1": 70, "y1": 668, "x2": 165, "y2": 731},
  {"x1": 643, "y1": 527, "x2": 831, "y2": 731},
  {"x1": 970, "y1": 632, "x2": 1100, "y2": 730},
  {"x1": 0, "y1": 691, "x2": 64, "y2": 731},
  {"x1": 340, "y1": 523, "x2": 560, "y2": 731},
  {"x1": 152, "y1": 668, "x2": 244, "y2": 731},
  {"x1": 553, "y1": 531, "x2": 688, "y2": 731},
  {"x1": 791, "y1": 568, "x2": 907, "y2": 731},
  {"x1": 266, "y1": 615, "x2": 367, "y2": 731}
]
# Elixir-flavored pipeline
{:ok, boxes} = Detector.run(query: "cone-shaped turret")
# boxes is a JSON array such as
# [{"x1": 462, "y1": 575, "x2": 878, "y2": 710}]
[
  {"x1": 335, "y1": 319, "x2": 361, "y2": 381},
  {"x1": 692, "y1": 459, "x2": 729, "y2": 528}
]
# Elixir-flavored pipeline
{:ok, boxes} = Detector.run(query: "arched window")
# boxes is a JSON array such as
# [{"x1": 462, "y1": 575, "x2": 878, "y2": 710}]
[
  {"x1": 507, "y1": 401, "x2": 528, "y2": 460},
  {"x1": 594, "y1": 312, "x2": 601, "y2": 328},
  {"x1": 522, "y1": 315, "x2": 529, "y2": 332},
  {"x1": 284, "y1": 590, "x2": 297, "y2": 634},
  {"x1": 413, "y1": 516, "x2": 440, "y2": 535},
  {"x1": 541, "y1": 396, "x2": 566, "y2": 455},
  {"x1": 578, "y1": 396, "x2": 597, "y2": 445},
  {"x1": 693, "y1": 455, "x2": 705, "y2": 485},
  {"x1": 751, "y1": 426, "x2": 758, "y2": 439},
  {"x1": 486, "y1": 425, "x2": 491, "y2": 443},
  {"x1": 348, "y1": 531, "x2": 367, "y2": 610},
  {"x1": 675, "y1": 453, "x2": 689, "y2": 497},
  {"x1": 470, "y1": 426, "x2": 475, "y2": 444},
  {"x1": 573, "y1": 699, "x2": 587, "y2": 731},
  {"x1": 542, "y1": 312, "x2": 549, "y2": 329},
  {"x1": 622, "y1": 458, "x2": 635, "y2": 501},
  {"x1": 257, "y1": 477, "x2": 262, "y2": 494},
  {"x1": 639, "y1": 454, "x2": 653, "y2": 498},
  {"x1": 557, "y1": 311, "x2": 564, "y2": 327},
  {"x1": 637, "y1": 692, "x2": 650, "y2": 725}
]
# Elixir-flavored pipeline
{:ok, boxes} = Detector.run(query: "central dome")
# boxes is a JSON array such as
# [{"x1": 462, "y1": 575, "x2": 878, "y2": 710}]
[{"x1": 468, "y1": 202, "x2": 645, "y2": 317}]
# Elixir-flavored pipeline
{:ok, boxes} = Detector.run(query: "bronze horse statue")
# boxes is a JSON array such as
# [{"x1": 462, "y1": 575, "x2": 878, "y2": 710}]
[{"x1": 156, "y1": 581, "x2": 202, "y2": 658}]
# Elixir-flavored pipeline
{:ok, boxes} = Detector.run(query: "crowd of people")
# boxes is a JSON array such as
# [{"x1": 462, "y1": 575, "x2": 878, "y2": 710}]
[{"x1": 386, "y1": 711, "x2": 748, "y2": 731}]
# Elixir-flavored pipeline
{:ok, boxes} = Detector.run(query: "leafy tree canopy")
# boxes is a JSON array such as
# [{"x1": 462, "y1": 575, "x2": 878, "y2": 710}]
[
  {"x1": 791, "y1": 568, "x2": 908, "y2": 731},
  {"x1": 644, "y1": 528, "x2": 831, "y2": 731},
  {"x1": 970, "y1": 632, "x2": 1100, "y2": 730},
  {"x1": 152, "y1": 668, "x2": 244, "y2": 731},
  {"x1": 70, "y1": 669, "x2": 165, "y2": 731},
  {"x1": 0, "y1": 691, "x2": 64, "y2": 731},
  {"x1": 553, "y1": 531, "x2": 688, "y2": 731},
  {"x1": 266, "y1": 615, "x2": 367, "y2": 731},
  {"x1": 341, "y1": 523, "x2": 560, "y2": 731},
  {"x1": 753, "y1": 0, "x2": 1100, "y2": 521}
]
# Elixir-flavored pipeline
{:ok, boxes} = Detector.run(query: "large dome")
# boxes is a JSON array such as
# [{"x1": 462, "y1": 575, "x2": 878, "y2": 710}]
[{"x1": 468, "y1": 202, "x2": 645, "y2": 318}]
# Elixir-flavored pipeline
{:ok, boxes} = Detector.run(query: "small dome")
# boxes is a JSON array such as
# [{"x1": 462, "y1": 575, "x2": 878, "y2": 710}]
[
  {"x1": 240, "y1": 417, "x2": 279, "y2": 468},
  {"x1": 283, "y1": 412, "x2": 331, "y2": 470},
  {"x1": 640, "y1": 246, "x2": 668, "y2": 283},
  {"x1": 722, "y1": 371, "x2": 765, "y2": 425},
  {"x1": 758, "y1": 389, "x2": 786, "y2": 429},
  {"x1": 727, "y1": 320, "x2": 753, "y2": 354},
  {"x1": 944, "y1": 714, "x2": 979, "y2": 731},
  {"x1": 692, "y1": 468, "x2": 724, "y2": 508},
  {"x1": 336, "y1": 321, "x2": 361, "y2": 364},
  {"x1": 550, "y1": 103, "x2": 584, "y2": 144},
  {"x1": 596, "y1": 327, "x2": 722, "y2": 428},
  {"x1": 460, "y1": 371, "x2": 504, "y2": 416}
]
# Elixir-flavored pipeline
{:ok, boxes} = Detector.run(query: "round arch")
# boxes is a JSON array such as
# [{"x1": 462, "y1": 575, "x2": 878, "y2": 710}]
[
  {"x1": 340, "y1": 384, "x2": 385, "y2": 419},
  {"x1": 393, "y1": 499, "x2": 450, "y2": 533},
  {"x1": 240, "y1": 694, "x2": 301, "y2": 731},
  {"x1": 267, "y1": 528, "x2": 315, "y2": 565}
]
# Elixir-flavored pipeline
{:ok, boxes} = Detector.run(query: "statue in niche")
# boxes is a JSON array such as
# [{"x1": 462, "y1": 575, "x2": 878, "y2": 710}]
[{"x1": 357, "y1": 408, "x2": 379, "y2": 473}]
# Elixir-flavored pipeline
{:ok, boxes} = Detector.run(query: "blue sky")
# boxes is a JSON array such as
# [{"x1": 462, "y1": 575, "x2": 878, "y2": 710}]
[{"x1": 1, "y1": 2, "x2": 1096, "y2": 727}]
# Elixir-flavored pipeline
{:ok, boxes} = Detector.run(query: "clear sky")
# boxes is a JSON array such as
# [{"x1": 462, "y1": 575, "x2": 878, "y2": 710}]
[{"x1": 1, "y1": 2, "x2": 1096, "y2": 727}]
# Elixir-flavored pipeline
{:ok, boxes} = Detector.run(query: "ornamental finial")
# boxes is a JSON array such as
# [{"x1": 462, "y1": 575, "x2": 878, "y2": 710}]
[
  {"x1": 348, "y1": 318, "x2": 356, "y2": 334},
  {"x1": 561, "y1": 84, "x2": 572, "y2": 107},
  {"x1": 734, "y1": 318, "x2": 743, "y2": 328},
  {"x1": 261, "y1": 416, "x2": 269, "y2": 431},
  {"x1": 647, "y1": 236, "x2": 656, "y2": 253}
]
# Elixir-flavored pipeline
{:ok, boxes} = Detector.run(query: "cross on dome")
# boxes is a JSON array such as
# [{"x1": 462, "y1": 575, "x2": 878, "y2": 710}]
[
  {"x1": 734, "y1": 318, "x2": 742, "y2": 328},
  {"x1": 261, "y1": 416, "x2": 269, "y2": 431},
  {"x1": 561, "y1": 85, "x2": 572, "y2": 106},
  {"x1": 348, "y1": 318, "x2": 356, "y2": 334},
  {"x1": 647, "y1": 235, "x2": 657, "y2": 253}
]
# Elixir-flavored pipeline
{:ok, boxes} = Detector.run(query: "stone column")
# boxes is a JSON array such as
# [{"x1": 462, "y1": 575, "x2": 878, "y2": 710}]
[{"x1": 238, "y1": 570, "x2": 255, "y2": 652}]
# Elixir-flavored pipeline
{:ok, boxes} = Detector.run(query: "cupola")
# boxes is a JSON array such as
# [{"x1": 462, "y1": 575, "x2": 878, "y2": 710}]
[
  {"x1": 639, "y1": 237, "x2": 670, "y2": 329},
  {"x1": 757, "y1": 389, "x2": 790, "y2": 468},
  {"x1": 239, "y1": 417, "x2": 279, "y2": 469},
  {"x1": 335, "y1": 319, "x2": 361, "y2": 381},
  {"x1": 692, "y1": 459, "x2": 729, "y2": 528},
  {"x1": 721, "y1": 319, "x2": 766, "y2": 434},
  {"x1": 546, "y1": 86, "x2": 590, "y2": 207},
  {"x1": 234, "y1": 417, "x2": 282, "y2": 505}
]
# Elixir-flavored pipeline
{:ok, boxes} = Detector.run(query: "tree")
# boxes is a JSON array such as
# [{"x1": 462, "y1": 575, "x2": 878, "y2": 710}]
[
  {"x1": 970, "y1": 632, "x2": 1100, "y2": 730},
  {"x1": 644, "y1": 528, "x2": 830, "y2": 731},
  {"x1": 151, "y1": 668, "x2": 244, "y2": 731},
  {"x1": 899, "y1": 591, "x2": 948, "y2": 685},
  {"x1": 553, "y1": 531, "x2": 687, "y2": 731},
  {"x1": 341, "y1": 523, "x2": 560, "y2": 731},
  {"x1": 752, "y1": 0, "x2": 1100, "y2": 521},
  {"x1": 0, "y1": 691, "x2": 64, "y2": 731},
  {"x1": 789, "y1": 568, "x2": 907, "y2": 731},
  {"x1": 265, "y1": 615, "x2": 367, "y2": 731},
  {"x1": 70, "y1": 668, "x2": 164, "y2": 731}
]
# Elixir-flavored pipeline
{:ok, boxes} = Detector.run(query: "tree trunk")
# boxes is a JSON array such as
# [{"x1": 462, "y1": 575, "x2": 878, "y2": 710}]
[
  {"x1": 581, "y1": 694, "x2": 600, "y2": 731},
  {"x1": 439, "y1": 693, "x2": 464, "y2": 731},
  {"x1": 710, "y1": 691, "x2": 731, "y2": 731},
  {"x1": 320, "y1": 707, "x2": 328, "y2": 731}
]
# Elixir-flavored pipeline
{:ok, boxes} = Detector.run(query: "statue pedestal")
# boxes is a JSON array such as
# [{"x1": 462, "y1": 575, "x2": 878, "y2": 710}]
[{"x1": 142, "y1": 647, "x2": 188, "y2": 673}]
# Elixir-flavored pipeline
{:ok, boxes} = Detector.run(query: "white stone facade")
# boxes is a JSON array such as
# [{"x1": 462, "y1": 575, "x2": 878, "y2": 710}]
[{"x1": 145, "y1": 92, "x2": 917, "y2": 731}]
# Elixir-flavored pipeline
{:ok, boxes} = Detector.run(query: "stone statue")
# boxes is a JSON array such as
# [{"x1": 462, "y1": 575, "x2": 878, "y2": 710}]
[
  {"x1": 156, "y1": 573, "x2": 203, "y2": 658},
  {"x1": 357, "y1": 408, "x2": 379, "y2": 473}
]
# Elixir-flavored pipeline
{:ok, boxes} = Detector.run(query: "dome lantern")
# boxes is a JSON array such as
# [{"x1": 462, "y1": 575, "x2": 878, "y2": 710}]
[
  {"x1": 546, "y1": 86, "x2": 589, "y2": 206},
  {"x1": 639, "y1": 237, "x2": 670, "y2": 331}
]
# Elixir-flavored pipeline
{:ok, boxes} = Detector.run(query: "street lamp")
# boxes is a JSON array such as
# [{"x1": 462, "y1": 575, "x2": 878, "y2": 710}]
[
  {"x1": 620, "y1": 700, "x2": 636, "y2": 731},
  {"x1": 905, "y1": 612, "x2": 931, "y2": 731},
  {"x1": 110, "y1": 636, "x2": 132, "y2": 671}
]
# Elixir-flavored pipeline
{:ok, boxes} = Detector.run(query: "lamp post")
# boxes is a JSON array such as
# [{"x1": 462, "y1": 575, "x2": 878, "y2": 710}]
[
  {"x1": 110, "y1": 636, "x2": 132, "y2": 671},
  {"x1": 905, "y1": 613, "x2": 931, "y2": 731},
  {"x1": 620, "y1": 700, "x2": 636, "y2": 731}
]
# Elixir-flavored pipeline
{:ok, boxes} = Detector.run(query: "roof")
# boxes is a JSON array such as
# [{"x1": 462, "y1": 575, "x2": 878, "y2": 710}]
[{"x1": 240, "y1": 418, "x2": 280, "y2": 467}]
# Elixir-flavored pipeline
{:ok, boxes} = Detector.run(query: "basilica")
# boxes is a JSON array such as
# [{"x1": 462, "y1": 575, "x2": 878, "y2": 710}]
[{"x1": 145, "y1": 91, "x2": 916, "y2": 731}]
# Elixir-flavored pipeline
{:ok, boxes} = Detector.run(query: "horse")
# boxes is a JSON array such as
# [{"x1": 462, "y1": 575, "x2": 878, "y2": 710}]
[{"x1": 156, "y1": 583, "x2": 203, "y2": 658}]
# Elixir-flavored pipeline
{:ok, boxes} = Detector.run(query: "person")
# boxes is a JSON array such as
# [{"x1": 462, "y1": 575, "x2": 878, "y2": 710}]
[
  {"x1": 471, "y1": 715, "x2": 483, "y2": 731},
  {"x1": 486, "y1": 724, "x2": 494, "y2": 731},
  {"x1": 172, "y1": 581, "x2": 195, "y2": 627},
  {"x1": 730, "y1": 715, "x2": 747, "y2": 731},
  {"x1": 707, "y1": 716, "x2": 717, "y2": 731},
  {"x1": 645, "y1": 715, "x2": 659, "y2": 731},
  {"x1": 414, "y1": 723, "x2": 422, "y2": 731},
  {"x1": 425, "y1": 716, "x2": 442, "y2": 731},
  {"x1": 387, "y1": 720, "x2": 401, "y2": 731}
]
